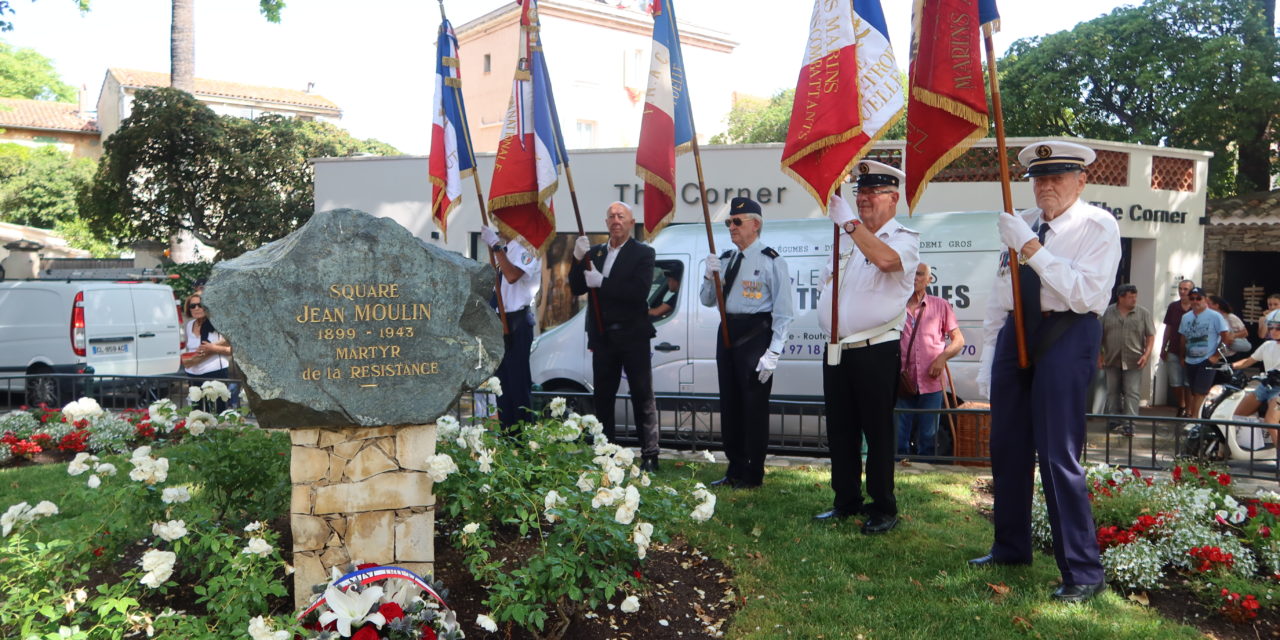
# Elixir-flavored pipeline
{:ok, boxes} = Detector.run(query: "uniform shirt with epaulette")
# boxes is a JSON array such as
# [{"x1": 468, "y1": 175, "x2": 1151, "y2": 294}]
[
  {"x1": 816, "y1": 219, "x2": 920, "y2": 339},
  {"x1": 699, "y1": 239, "x2": 796, "y2": 354}
]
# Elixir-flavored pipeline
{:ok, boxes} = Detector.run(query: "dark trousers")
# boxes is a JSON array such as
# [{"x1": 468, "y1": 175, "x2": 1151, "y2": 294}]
[
  {"x1": 989, "y1": 313, "x2": 1104, "y2": 585},
  {"x1": 495, "y1": 308, "x2": 535, "y2": 431},
  {"x1": 592, "y1": 337, "x2": 660, "y2": 457},
  {"x1": 823, "y1": 340, "x2": 900, "y2": 517},
  {"x1": 716, "y1": 316, "x2": 773, "y2": 485}
]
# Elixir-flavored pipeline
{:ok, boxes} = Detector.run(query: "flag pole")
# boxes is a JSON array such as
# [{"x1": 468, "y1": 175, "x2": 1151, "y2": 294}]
[
  {"x1": 529, "y1": 10, "x2": 605, "y2": 336},
  {"x1": 983, "y1": 22, "x2": 1029, "y2": 369},
  {"x1": 688, "y1": 138, "x2": 733, "y2": 348},
  {"x1": 440, "y1": 0, "x2": 508, "y2": 335}
]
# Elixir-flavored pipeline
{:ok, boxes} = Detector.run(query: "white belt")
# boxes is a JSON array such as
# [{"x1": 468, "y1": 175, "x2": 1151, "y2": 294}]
[{"x1": 840, "y1": 328, "x2": 901, "y2": 350}]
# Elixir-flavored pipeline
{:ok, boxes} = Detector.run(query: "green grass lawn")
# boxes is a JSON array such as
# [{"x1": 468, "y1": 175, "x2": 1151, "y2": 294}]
[
  {"x1": 1, "y1": 450, "x2": 1208, "y2": 639},
  {"x1": 675, "y1": 463, "x2": 1204, "y2": 640}
]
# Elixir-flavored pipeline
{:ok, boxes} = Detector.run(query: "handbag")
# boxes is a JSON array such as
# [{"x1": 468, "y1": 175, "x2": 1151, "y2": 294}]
[{"x1": 897, "y1": 305, "x2": 923, "y2": 398}]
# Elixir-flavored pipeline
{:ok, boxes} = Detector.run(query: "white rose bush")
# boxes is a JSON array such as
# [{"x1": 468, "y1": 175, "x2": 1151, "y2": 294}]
[
  {"x1": 1, "y1": 392, "x2": 299, "y2": 640},
  {"x1": 436, "y1": 396, "x2": 717, "y2": 637}
]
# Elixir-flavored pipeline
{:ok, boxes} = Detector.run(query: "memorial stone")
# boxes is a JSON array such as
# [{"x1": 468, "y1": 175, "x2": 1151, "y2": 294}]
[{"x1": 203, "y1": 208, "x2": 504, "y2": 607}]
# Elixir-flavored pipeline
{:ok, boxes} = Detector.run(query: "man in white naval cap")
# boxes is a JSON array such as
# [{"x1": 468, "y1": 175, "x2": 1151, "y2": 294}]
[
  {"x1": 814, "y1": 160, "x2": 919, "y2": 535},
  {"x1": 701, "y1": 196, "x2": 796, "y2": 489},
  {"x1": 970, "y1": 140, "x2": 1121, "y2": 603}
]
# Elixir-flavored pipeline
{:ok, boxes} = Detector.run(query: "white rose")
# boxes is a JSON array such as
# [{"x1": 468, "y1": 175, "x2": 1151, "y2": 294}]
[
  {"x1": 247, "y1": 615, "x2": 290, "y2": 640},
  {"x1": 2, "y1": 502, "x2": 29, "y2": 536},
  {"x1": 152, "y1": 520, "x2": 187, "y2": 542},
  {"x1": 615, "y1": 448, "x2": 636, "y2": 467},
  {"x1": 201, "y1": 380, "x2": 231, "y2": 402},
  {"x1": 86, "y1": 475, "x2": 101, "y2": 489},
  {"x1": 701, "y1": 450, "x2": 716, "y2": 463},
  {"x1": 425, "y1": 454, "x2": 459, "y2": 483},
  {"x1": 161, "y1": 487, "x2": 191, "y2": 504},
  {"x1": 67, "y1": 453, "x2": 97, "y2": 476},
  {"x1": 30, "y1": 501, "x2": 58, "y2": 518},
  {"x1": 615, "y1": 503, "x2": 636, "y2": 525},
  {"x1": 94, "y1": 462, "x2": 117, "y2": 476},
  {"x1": 477, "y1": 448, "x2": 495, "y2": 474},
  {"x1": 139, "y1": 549, "x2": 176, "y2": 588},
  {"x1": 476, "y1": 613, "x2": 498, "y2": 632},
  {"x1": 620, "y1": 595, "x2": 640, "y2": 613},
  {"x1": 580, "y1": 414, "x2": 602, "y2": 434},
  {"x1": 147, "y1": 399, "x2": 177, "y2": 428},
  {"x1": 549, "y1": 397, "x2": 567, "y2": 418},
  {"x1": 576, "y1": 472, "x2": 596, "y2": 493},
  {"x1": 607, "y1": 466, "x2": 625, "y2": 486},
  {"x1": 131, "y1": 446, "x2": 152, "y2": 460},
  {"x1": 462, "y1": 522, "x2": 480, "y2": 535},
  {"x1": 187, "y1": 386, "x2": 203, "y2": 404},
  {"x1": 242, "y1": 537, "x2": 273, "y2": 557},
  {"x1": 185, "y1": 410, "x2": 217, "y2": 436},
  {"x1": 244, "y1": 521, "x2": 262, "y2": 532},
  {"x1": 62, "y1": 397, "x2": 104, "y2": 423}
]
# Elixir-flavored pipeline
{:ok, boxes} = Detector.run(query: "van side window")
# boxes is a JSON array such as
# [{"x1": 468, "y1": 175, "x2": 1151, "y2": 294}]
[{"x1": 648, "y1": 260, "x2": 683, "y2": 322}]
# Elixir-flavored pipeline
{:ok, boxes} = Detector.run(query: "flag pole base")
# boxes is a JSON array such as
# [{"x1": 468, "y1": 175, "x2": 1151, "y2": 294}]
[{"x1": 826, "y1": 343, "x2": 841, "y2": 366}]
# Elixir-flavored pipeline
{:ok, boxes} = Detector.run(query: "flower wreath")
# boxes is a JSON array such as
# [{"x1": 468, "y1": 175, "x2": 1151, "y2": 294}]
[{"x1": 298, "y1": 564, "x2": 464, "y2": 640}]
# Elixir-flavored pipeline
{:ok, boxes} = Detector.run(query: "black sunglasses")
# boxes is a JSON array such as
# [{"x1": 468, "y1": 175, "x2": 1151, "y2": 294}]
[
  {"x1": 1187, "y1": 296, "x2": 1203, "y2": 301},
  {"x1": 724, "y1": 218, "x2": 749, "y2": 228},
  {"x1": 187, "y1": 302, "x2": 204, "y2": 310}
]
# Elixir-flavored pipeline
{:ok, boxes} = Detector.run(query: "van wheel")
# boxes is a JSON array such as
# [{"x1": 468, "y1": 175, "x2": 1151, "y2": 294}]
[{"x1": 25, "y1": 368, "x2": 66, "y2": 408}]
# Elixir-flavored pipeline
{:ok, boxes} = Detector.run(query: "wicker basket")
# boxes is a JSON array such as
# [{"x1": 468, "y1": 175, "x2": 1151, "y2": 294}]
[{"x1": 950, "y1": 401, "x2": 991, "y2": 467}]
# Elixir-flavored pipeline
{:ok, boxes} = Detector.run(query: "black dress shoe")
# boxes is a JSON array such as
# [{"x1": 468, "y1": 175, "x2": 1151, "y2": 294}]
[
  {"x1": 968, "y1": 553, "x2": 1032, "y2": 567},
  {"x1": 1051, "y1": 582, "x2": 1107, "y2": 603},
  {"x1": 813, "y1": 508, "x2": 857, "y2": 520},
  {"x1": 733, "y1": 479, "x2": 762, "y2": 490},
  {"x1": 861, "y1": 514, "x2": 899, "y2": 534},
  {"x1": 709, "y1": 476, "x2": 735, "y2": 487},
  {"x1": 640, "y1": 455, "x2": 659, "y2": 472}
]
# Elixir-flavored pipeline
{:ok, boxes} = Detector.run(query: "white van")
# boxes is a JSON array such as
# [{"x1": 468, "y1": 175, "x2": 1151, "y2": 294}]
[
  {"x1": 0, "y1": 280, "x2": 185, "y2": 406},
  {"x1": 531, "y1": 211, "x2": 1004, "y2": 403}
]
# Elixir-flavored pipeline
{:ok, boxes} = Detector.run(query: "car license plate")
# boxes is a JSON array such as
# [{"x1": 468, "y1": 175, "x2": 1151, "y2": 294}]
[{"x1": 92, "y1": 344, "x2": 130, "y2": 355}]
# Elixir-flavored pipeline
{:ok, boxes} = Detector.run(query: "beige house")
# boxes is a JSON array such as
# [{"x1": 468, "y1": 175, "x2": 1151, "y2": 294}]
[
  {"x1": 455, "y1": 0, "x2": 737, "y2": 152},
  {"x1": 0, "y1": 97, "x2": 100, "y2": 158},
  {"x1": 95, "y1": 68, "x2": 343, "y2": 141}
]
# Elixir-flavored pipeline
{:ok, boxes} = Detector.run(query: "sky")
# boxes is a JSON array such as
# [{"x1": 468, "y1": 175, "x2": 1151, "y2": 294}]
[{"x1": 1, "y1": 0, "x2": 1139, "y2": 155}]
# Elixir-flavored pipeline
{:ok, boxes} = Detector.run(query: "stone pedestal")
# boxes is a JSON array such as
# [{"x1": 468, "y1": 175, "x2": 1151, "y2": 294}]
[{"x1": 290, "y1": 423, "x2": 437, "y2": 609}]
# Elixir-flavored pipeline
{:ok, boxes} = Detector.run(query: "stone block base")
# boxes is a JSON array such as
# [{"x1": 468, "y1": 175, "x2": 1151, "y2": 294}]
[{"x1": 290, "y1": 423, "x2": 436, "y2": 610}]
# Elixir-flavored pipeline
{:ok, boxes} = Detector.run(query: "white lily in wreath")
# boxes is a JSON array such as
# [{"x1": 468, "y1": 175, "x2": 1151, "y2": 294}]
[{"x1": 317, "y1": 584, "x2": 386, "y2": 637}]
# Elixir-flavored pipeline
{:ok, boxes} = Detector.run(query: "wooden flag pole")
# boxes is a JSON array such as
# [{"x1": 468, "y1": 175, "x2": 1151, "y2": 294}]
[
  {"x1": 689, "y1": 136, "x2": 733, "y2": 348},
  {"x1": 441, "y1": 0, "x2": 507, "y2": 335},
  {"x1": 983, "y1": 23, "x2": 1030, "y2": 369},
  {"x1": 830, "y1": 220, "x2": 840, "y2": 360},
  {"x1": 559, "y1": 164, "x2": 606, "y2": 337}
]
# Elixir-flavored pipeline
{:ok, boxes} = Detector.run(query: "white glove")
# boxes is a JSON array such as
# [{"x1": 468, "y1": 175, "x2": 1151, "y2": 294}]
[
  {"x1": 756, "y1": 350, "x2": 780, "y2": 383},
  {"x1": 997, "y1": 213, "x2": 1036, "y2": 252},
  {"x1": 704, "y1": 254, "x2": 722, "y2": 280},
  {"x1": 583, "y1": 266, "x2": 604, "y2": 288},
  {"x1": 828, "y1": 194, "x2": 858, "y2": 226},
  {"x1": 573, "y1": 235, "x2": 590, "y2": 260},
  {"x1": 481, "y1": 225, "x2": 500, "y2": 248}
]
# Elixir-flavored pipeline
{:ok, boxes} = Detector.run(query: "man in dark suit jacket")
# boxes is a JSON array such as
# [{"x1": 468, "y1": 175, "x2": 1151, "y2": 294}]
[{"x1": 569, "y1": 201, "x2": 661, "y2": 470}]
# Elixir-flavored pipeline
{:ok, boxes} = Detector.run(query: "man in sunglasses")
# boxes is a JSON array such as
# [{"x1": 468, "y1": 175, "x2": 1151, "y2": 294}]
[
  {"x1": 814, "y1": 160, "x2": 919, "y2": 535},
  {"x1": 1179, "y1": 286, "x2": 1232, "y2": 419},
  {"x1": 1232, "y1": 309, "x2": 1280, "y2": 445},
  {"x1": 699, "y1": 197, "x2": 796, "y2": 489}
]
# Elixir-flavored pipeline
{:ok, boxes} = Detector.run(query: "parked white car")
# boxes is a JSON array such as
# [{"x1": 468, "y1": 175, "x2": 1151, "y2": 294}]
[
  {"x1": 0, "y1": 280, "x2": 185, "y2": 406},
  {"x1": 531, "y1": 211, "x2": 1004, "y2": 404}
]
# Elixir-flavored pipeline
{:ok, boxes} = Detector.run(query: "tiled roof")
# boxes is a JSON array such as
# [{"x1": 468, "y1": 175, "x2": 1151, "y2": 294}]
[
  {"x1": 108, "y1": 68, "x2": 341, "y2": 112},
  {"x1": 1207, "y1": 189, "x2": 1280, "y2": 225},
  {"x1": 0, "y1": 98, "x2": 98, "y2": 133}
]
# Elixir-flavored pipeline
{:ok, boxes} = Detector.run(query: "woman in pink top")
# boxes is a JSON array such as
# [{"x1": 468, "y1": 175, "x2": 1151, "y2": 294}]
[{"x1": 897, "y1": 263, "x2": 965, "y2": 457}]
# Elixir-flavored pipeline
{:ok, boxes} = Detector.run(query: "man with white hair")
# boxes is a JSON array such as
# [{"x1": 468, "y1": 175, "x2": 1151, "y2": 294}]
[
  {"x1": 569, "y1": 201, "x2": 661, "y2": 470},
  {"x1": 972, "y1": 140, "x2": 1122, "y2": 604}
]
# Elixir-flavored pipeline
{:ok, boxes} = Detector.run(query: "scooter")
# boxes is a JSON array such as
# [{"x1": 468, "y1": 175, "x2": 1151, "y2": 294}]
[{"x1": 1184, "y1": 351, "x2": 1279, "y2": 461}]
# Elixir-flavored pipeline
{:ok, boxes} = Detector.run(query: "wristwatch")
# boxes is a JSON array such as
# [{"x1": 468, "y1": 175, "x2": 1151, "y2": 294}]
[{"x1": 843, "y1": 220, "x2": 861, "y2": 234}]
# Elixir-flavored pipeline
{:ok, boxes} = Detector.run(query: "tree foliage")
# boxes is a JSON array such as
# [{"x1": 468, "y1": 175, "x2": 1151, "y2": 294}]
[
  {"x1": 0, "y1": 143, "x2": 94, "y2": 227},
  {"x1": 81, "y1": 88, "x2": 399, "y2": 260},
  {"x1": 0, "y1": 41, "x2": 76, "y2": 101},
  {"x1": 710, "y1": 85, "x2": 908, "y2": 145},
  {"x1": 0, "y1": 0, "x2": 90, "y2": 32},
  {"x1": 998, "y1": 0, "x2": 1279, "y2": 197}
]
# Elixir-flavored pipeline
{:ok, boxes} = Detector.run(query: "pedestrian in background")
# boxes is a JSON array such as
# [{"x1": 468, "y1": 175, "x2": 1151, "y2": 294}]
[
  {"x1": 896, "y1": 261, "x2": 963, "y2": 458},
  {"x1": 1099, "y1": 283, "x2": 1155, "y2": 436}
]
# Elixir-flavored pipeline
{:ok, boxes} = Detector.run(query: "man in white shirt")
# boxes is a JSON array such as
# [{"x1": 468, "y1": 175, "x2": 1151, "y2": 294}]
[
  {"x1": 814, "y1": 161, "x2": 919, "y2": 535},
  {"x1": 1232, "y1": 309, "x2": 1280, "y2": 445},
  {"x1": 971, "y1": 140, "x2": 1121, "y2": 604},
  {"x1": 481, "y1": 225, "x2": 542, "y2": 431}
]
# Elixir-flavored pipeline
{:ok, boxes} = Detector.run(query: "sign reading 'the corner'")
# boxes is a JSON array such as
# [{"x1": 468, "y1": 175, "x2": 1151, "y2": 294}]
[{"x1": 205, "y1": 208, "x2": 504, "y2": 429}]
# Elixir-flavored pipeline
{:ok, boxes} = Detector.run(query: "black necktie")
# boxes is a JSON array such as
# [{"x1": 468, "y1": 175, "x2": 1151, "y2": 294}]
[
  {"x1": 722, "y1": 252, "x2": 743, "y2": 291},
  {"x1": 1018, "y1": 221, "x2": 1051, "y2": 338}
]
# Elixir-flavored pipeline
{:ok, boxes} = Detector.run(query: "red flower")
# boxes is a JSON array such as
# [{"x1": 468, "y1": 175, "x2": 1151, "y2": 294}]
[
  {"x1": 420, "y1": 625, "x2": 438, "y2": 640},
  {"x1": 351, "y1": 624, "x2": 380, "y2": 640},
  {"x1": 377, "y1": 602, "x2": 405, "y2": 622},
  {"x1": 1189, "y1": 464, "x2": 1199, "y2": 475},
  {"x1": 1217, "y1": 473, "x2": 1232, "y2": 486},
  {"x1": 1261, "y1": 526, "x2": 1271, "y2": 538},
  {"x1": 92, "y1": 546, "x2": 104, "y2": 557}
]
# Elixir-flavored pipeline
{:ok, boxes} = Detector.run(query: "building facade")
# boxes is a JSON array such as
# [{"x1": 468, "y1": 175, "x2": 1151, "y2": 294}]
[
  {"x1": 95, "y1": 68, "x2": 343, "y2": 141},
  {"x1": 454, "y1": 0, "x2": 737, "y2": 152},
  {"x1": 0, "y1": 97, "x2": 100, "y2": 158}
]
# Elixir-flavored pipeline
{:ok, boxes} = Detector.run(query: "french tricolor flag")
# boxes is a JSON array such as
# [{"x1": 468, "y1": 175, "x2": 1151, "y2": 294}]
[
  {"x1": 428, "y1": 18, "x2": 474, "y2": 242},
  {"x1": 635, "y1": 0, "x2": 694, "y2": 236},
  {"x1": 488, "y1": 0, "x2": 567, "y2": 251},
  {"x1": 782, "y1": 0, "x2": 904, "y2": 211}
]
